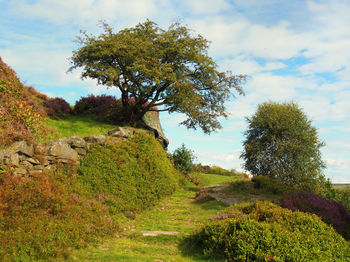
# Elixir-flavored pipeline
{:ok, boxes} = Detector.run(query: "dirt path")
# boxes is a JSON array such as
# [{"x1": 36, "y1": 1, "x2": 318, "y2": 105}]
[{"x1": 203, "y1": 184, "x2": 266, "y2": 204}]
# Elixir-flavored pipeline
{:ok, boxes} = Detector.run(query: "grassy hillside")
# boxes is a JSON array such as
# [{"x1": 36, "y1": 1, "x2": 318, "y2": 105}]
[
  {"x1": 0, "y1": 132, "x2": 180, "y2": 261},
  {"x1": 42, "y1": 114, "x2": 117, "y2": 141}
]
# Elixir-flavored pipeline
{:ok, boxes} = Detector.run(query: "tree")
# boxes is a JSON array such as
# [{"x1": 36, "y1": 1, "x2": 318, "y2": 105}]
[
  {"x1": 69, "y1": 20, "x2": 245, "y2": 133},
  {"x1": 172, "y1": 144, "x2": 196, "y2": 174},
  {"x1": 240, "y1": 101, "x2": 326, "y2": 191}
]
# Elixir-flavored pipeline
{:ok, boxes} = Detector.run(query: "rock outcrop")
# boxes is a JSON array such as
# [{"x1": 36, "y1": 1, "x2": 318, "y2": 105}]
[{"x1": 142, "y1": 111, "x2": 169, "y2": 148}]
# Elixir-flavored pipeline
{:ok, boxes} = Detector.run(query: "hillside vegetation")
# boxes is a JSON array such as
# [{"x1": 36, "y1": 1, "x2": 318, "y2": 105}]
[
  {"x1": 0, "y1": 57, "x2": 349, "y2": 261},
  {"x1": 0, "y1": 57, "x2": 47, "y2": 147}
]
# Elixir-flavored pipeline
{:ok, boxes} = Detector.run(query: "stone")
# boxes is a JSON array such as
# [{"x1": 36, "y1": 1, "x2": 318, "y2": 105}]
[
  {"x1": 142, "y1": 111, "x2": 169, "y2": 148},
  {"x1": 84, "y1": 135, "x2": 107, "y2": 144},
  {"x1": 48, "y1": 141, "x2": 79, "y2": 162},
  {"x1": 29, "y1": 170, "x2": 43, "y2": 176},
  {"x1": 35, "y1": 144, "x2": 48, "y2": 155},
  {"x1": 33, "y1": 165, "x2": 45, "y2": 171},
  {"x1": 108, "y1": 127, "x2": 135, "y2": 138},
  {"x1": 14, "y1": 167, "x2": 27, "y2": 175},
  {"x1": 10, "y1": 141, "x2": 34, "y2": 157},
  {"x1": 9, "y1": 153, "x2": 20, "y2": 167},
  {"x1": 59, "y1": 136, "x2": 87, "y2": 149},
  {"x1": 74, "y1": 148, "x2": 87, "y2": 156},
  {"x1": 26, "y1": 158, "x2": 40, "y2": 165},
  {"x1": 21, "y1": 161, "x2": 34, "y2": 170}
]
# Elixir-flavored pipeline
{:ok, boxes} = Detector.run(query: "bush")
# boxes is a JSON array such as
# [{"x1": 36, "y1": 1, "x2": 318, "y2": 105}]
[
  {"x1": 74, "y1": 94, "x2": 125, "y2": 123},
  {"x1": 172, "y1": 144, "x2": 196, "y2": 174},
  {"x1": 78, "y1": 132, "x2": 179, "y2": 213},
  {"x1": 0, "y1": 170, "x2": 119, "y2": 261},
  {"x1": 280, "y1": 191, "x2": 350, "y2": 240},
  {"x1": 252, "y1": 175, "x2": 289, "y2": 194},
  {"x1": 240, "y1": 101, "x2": 326, "y2": 193},
  {"x1": 44, "y1": 97, "x2": 72, "y2": 118},
  {"x1": 188, "y1": 201, "x2": 350, "y2": 261}
]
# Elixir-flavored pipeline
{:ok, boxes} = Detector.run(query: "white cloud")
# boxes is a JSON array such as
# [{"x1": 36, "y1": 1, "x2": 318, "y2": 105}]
[
  {"x1": 8, "y1": 0, "x2": 164, "y2": 25},
  {"x1": 183, "y1": 0, "x2": 232, "y2": 15}
]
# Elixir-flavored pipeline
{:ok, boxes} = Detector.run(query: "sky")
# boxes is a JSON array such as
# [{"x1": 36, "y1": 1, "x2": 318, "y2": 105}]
[{"x1": 1, "y1": 0, "x2": 349, "y2": 183}]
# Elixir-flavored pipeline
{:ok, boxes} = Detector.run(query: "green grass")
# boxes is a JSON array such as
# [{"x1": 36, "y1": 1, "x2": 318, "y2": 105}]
[
  {"x1": 333, "y1": 184, "x2": 350, "y2": 190},
  {"x1": 197, "y1": 173, "x2": 244, "y2": 186},
  {"x1": 71, "y1": 173, "x2": 245, "y2": 261},
  {"x1": 41, "y1": 114, "x2": 117, "y2": 141}
]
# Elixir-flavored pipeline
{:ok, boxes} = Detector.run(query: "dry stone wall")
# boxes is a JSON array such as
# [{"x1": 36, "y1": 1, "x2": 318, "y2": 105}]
[{"x1": 0, "y1": 127, "x2": 157, "y2": 176}]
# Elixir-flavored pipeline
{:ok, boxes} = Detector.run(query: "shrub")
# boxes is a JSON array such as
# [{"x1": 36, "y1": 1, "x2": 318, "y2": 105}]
[
  {"x1": 78, "y1": 132, "x2": 179, "y2": 213},
  {"x1": 74, "y1": 94, "x2": 125, "y2": 123},
  {"x1": 172, "y1": 144, "x2": 196, "y2": 174},
  {"x1": 44, "y1": 97, "x2": 72, "y2": 118},
  {"x1": 280, "y1": 191, "x2": 350, "y2": 240},
  {"x1": 188, "y1": 201, "x2": 350, "y2": 261},
  {"x1": 0, "y1": 170, "x2": 119, "y2": 261},
  {"x1": 252, "y1": 175, "x2": 289, "y2": 194}
]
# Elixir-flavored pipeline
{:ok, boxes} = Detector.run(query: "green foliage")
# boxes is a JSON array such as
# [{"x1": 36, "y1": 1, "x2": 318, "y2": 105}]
[
  {"x1": 172, "y1": 144, "x2": 196, "y2": 174},
  {"x1": 334, "y1": 186, "x2": 350, "y2": 211},
  {"x1": 78, "y1": 132, "x2": 179, "y2": 213},
  {"x1": 189, "y1": 201, "x2": 350, "y2": 261},
  {"x1": 69, "y1": 20, "x2": 245, "y2": 132},
  {"x1": 241, "y1": 101, "x2": 326, "y2": 192},
  {"x1": 0, "y1": 170, "x2": 119, "y2": 261},
  {"x1": 252, "y1": 175, "x2": 289, "y2": 194}
]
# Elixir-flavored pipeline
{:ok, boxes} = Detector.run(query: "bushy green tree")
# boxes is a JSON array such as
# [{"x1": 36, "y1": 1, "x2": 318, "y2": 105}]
[
  {"x1": 172, "y1": 144, "x2": 196, "y2": 174},
  {"x1": 240, "y1": 101, "x2": 326, "y2": 191},
  {"x1": 69, "y1": 20, "x2": 245, "y2": 133}
]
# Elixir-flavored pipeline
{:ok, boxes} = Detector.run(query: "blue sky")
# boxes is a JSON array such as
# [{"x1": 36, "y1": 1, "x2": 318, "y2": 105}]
[{"x1": 1, "y1": 0, "x2": 349, "y2": 183}]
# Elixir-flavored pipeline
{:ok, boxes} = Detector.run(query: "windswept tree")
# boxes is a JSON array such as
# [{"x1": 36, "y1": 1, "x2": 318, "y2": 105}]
[
  {"x1": 69, "y1": 20, "x2": 245, "y2": 133},
  {"x1": 240, "y1": 101, "x2": 326, "y2": 192}
]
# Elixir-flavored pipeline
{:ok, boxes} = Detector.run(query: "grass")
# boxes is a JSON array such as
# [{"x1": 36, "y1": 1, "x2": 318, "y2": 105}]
[
  {"x1": 71, "y1": 174, "x2": 243, "y2": 261},
  {"x1": 219, "y1": 180, "x2": 283, "y2": 203},
  {"x1": 333, "y1": 184, "x2": 350, "y2": 190},
  {"x1": 41, "y1": 114, "x2": 117, "y2": 141},
  {"x1": 197, "y1": 173, "x2": 244, "y2": 186}
]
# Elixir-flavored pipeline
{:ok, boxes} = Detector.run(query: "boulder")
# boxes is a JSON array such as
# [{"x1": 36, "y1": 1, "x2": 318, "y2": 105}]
[
  {"x1": 9, "y1": 153, "x2": 20, "y2": 167},
  {"x1": 48, "y1": 141, "x2": 79, "y2": 162},
  {"x1": 74, "y1": 148, "x2": 87, "y2": 156},
  {"x1": 84, "y1": 135, "x2": 107, "y2": 144},
  {"x1": 26, "y1": 158, "x2": 40, "y2": 165},
  {"x1": 59, "y1": 136, "x2": 87, "y2": 149},
  {"x1": 142, "y1": 111, "x2": 169, "y2": 148},
  {"x1": 108, "y1": 127, "x2": 135, "y2": 138},
  {"x1": 10, "y1": 141, "x2": 34, "y2": 157}
]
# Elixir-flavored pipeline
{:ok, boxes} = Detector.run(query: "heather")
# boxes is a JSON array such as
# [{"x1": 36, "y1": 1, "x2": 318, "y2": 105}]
[
  {"x1": 74, "y1": 94, "x2": 159, "y2": 125},
  {"x1": 44, "y1": 97, "x2": 73, "y2": 118},
  {"x1": 186, "y1": 201, "x2": 350, "y2": 261},
  {"x1": 0, "y1": 57, "x2": 47, "y2": 147},
  {"x1": 0, "y1": 169, "x2": 120, "y2": 261},
  {"x1": 281, "y1": 191, "x2": 350, "y2": 240}
]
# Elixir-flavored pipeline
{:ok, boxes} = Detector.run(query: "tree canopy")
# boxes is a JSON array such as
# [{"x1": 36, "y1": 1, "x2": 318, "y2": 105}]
[
  {"x1": 240, "y1": 101, "x2": 326, "y2": 191},
  {"x1": 69, "y1": 20, "x2": 245, "y2": 133}
]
